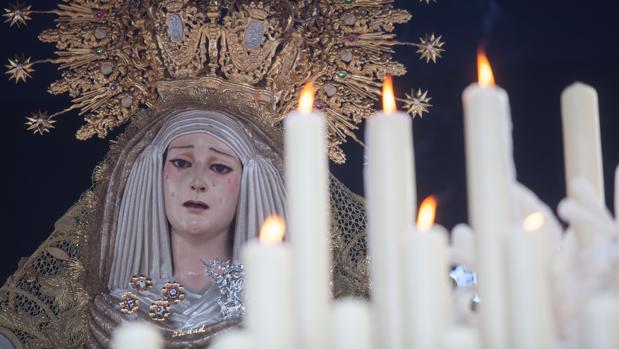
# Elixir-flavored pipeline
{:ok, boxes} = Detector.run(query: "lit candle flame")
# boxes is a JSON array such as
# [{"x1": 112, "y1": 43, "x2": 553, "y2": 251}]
[
  {"x1": 382, "y1": 74, "x2": 397, "y2": 114},
  {"x1": 298, "y1": 81, "x2": 315, "y2": 114},
  {"x1": 523, "y1": 212, "x2": 544, "y2": 232},
  {"x1": 416, "y1": 196, "x2": 437, "y2": 232},
  {"x1": 477, "y1": 49, "x2": 495, "y2": 87},
  {"x1": 260, "y1": 215, "x2": 286, "y2": 245}
]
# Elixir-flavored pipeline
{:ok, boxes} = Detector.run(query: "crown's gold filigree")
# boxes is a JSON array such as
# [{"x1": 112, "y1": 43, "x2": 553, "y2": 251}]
[
  {"x1": 25, "y1": 111, "x2": 56, "y2": 135},
  {"x1": 3, "y1": 2, "x2": 32, "y2": 27},
  {"x1": 414, "y1": 33, "x2": 445, "y2": 64},
  {"x1": 7, "y1": 0, "x2": 443, "y2": 163}
]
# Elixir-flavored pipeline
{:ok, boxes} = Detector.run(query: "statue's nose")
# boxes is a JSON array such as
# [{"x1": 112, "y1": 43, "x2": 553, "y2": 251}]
[
  {"x1": 190, "y1": 179, "x2": 208, "y2": 193},
  {"x1": 191, "y1": 184, "x2": 206, "y2": 192}
]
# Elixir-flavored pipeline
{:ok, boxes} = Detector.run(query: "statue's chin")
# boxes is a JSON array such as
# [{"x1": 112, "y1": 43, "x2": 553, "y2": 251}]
[{"x1": 172, "y1": 218, "x2": 225, "y2": 239}]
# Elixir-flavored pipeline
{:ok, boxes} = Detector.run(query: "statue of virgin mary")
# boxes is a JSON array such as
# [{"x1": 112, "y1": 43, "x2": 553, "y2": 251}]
[
  {"x1": 0, "y1": 0, "x2": 421, "y2": 347},
  {"x1": 0, "y1": 99, "x2": 370, "y2": 348}
]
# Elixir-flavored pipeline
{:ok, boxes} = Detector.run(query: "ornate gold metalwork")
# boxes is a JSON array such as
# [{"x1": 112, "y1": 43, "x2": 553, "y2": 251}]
[
  {"x1": 414, "y1": 33, "x2": 445, "y2": 63},
  {"x1": 161, "y1": 282, "x2": 185, "y2": 304},
  {"x1": 25, "y1": 110, "x2": 56, "y2": 135},
  {"x1": 119, "y1": 292, "x2": 140, "y2": 314},
  {"x1": 403, "y1": 89, "x2": 432, "y2": 118},
  {"x1": 5, "y1": 55, "x2": 34, "y2": 83},
  {"x1": 4, "y1": 0, "x2": 443, "y2": 163},
  {"x1": 149, "y1": 299, "x2": 172, "y2": 321},
  {"x1": 129, "y1": 275, "x2": 153, "y2": 292},
  {"x1": 2, "y1": 2, "x2": 31, "y2": 27}
]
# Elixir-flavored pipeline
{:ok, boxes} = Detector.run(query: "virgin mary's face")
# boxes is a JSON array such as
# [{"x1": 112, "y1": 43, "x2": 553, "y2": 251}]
[{"x1": 163, "y1": 133, "x2": 242, "y2": 238}]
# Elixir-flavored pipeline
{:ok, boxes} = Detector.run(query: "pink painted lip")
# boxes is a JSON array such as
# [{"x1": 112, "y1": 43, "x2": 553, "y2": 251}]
[{"x1": 183, "y1": 200, "x2": 209, "y2": 210}]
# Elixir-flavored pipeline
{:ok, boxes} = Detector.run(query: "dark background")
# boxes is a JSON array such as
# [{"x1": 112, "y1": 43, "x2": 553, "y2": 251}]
[{"x1": 1, "y1": 0, "x2": 618, "y2": 283}]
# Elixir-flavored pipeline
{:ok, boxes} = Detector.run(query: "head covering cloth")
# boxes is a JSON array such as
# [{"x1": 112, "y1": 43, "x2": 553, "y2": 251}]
[{"x1": 107, "y1": 110, "x2": 286, "y2": 289}]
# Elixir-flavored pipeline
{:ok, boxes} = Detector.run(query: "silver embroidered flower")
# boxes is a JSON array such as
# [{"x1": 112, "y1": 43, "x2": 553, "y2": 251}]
[{"x1": 204, "y1": 259, "x2": 245, "y2": 321}]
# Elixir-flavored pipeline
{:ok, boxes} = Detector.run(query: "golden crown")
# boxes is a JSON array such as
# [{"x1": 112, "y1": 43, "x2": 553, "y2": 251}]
[{"x1": 4, "y1": 0, "x2": 444, "y2": 163}]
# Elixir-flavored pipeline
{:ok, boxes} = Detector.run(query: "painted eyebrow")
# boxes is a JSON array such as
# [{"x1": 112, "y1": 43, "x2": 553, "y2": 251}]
[
  {"x1": 209, "y1": 147, "x2": 237, "y2": 160},
  {"x1": 168, "y1": 145, "x2": 193, "y2": 150},
  {"x1": 168, "y1": 145, "x2": 236, "y2": 160}
]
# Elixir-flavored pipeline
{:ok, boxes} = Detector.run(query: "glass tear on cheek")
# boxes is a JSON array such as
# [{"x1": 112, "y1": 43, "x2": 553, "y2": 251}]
[{"x1": 171, "y1": 191, "x2": 175, "y2": 198}]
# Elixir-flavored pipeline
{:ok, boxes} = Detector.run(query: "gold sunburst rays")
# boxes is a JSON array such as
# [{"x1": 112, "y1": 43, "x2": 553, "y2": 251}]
[
  {"x1": 324, "y1": 108, "x2": 364, "y2": 144},
  {"x1": 4, "y1": 0, "x2": 443, "y2": 163},
  {"x1": 333, "y1": 71, "x2": 382, "y2": 100},
  {"x1": 72, "y1": 85, "x2": 121, "y2": 115},
  {"x1": 342, "y1": 32, "x2": 400, "y2": 49},
  {"x1": 55, "y1": 49, "x2": 107, "y2": 70}
]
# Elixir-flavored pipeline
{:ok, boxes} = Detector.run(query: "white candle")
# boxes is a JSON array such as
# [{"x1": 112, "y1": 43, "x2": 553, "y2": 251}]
[
  {"x1": 507, "y1": 213, "x2": 555, "y2": 349},
  {"x1": 439, "y1": 326, "x2": 481, "y2": 349},
  {"x1": 284, "y1": 82, "x2": 331, "y2": 349},
  {"x1": 210, "y1": 330, "x2": 252, "y2": 349},
  {"x1": 462, "y1": 52, "x2": 511, "y2": 349},
  {"x1": 110, "y1": 321, "x2": 163, "y2": 349},
  {"x1": 615, "y1": 165, "x2": 619, "y2": 219},
  {"x1": 331, "y1": 298, "x2": 372, "y2": 349},
  {"x1": 402, "y1": 196, "x2": 452, "y2": 349},
  {"x1": 581, "y1": 294, "x2": 619, "y2": 349},
  {"x1": 364, "y1": 75, "x2": 416, "y2": 349},
  {"x1": 561, "y1": 82, "x2": 605, "y2": 247},
  {"x1": 242, "y1": 216, "x2": 293, "y2": 349}
]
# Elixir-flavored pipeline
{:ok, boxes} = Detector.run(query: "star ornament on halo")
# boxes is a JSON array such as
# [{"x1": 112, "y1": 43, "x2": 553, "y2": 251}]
[
  {"x1": 3, "y1": 2, "x2": 32, "y2": 28},
  {"x1": 25, "y1": 111, "x2": 56, "y2": 135},
  {"x1": 414, "y1": 34, "x2": 445, "y2": 64},
  {"x1": 5, "y1": 55, "x2": 34, "y2": 83},
  {"x1": 404, "y1": 89, "x2": 432, "y2": 118}
]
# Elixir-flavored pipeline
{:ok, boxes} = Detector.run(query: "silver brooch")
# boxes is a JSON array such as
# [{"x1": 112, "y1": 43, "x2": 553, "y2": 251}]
[{"x1": 203, "y1": 259, "x2": 245, "y2": 321}]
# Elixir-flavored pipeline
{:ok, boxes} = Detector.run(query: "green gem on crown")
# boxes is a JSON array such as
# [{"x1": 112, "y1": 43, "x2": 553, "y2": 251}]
[
  {"x1": 95, "y1": 49, "x2": 105, "y2": 55},
  {"x1": 336, "y1": 71, "x2": 347, "y2": 79}
]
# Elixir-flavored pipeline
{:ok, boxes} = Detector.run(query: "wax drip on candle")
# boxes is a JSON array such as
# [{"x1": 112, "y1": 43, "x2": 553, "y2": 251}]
[{"x1": 476, "y1": 48, "x2": 521, "y2": 220}]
